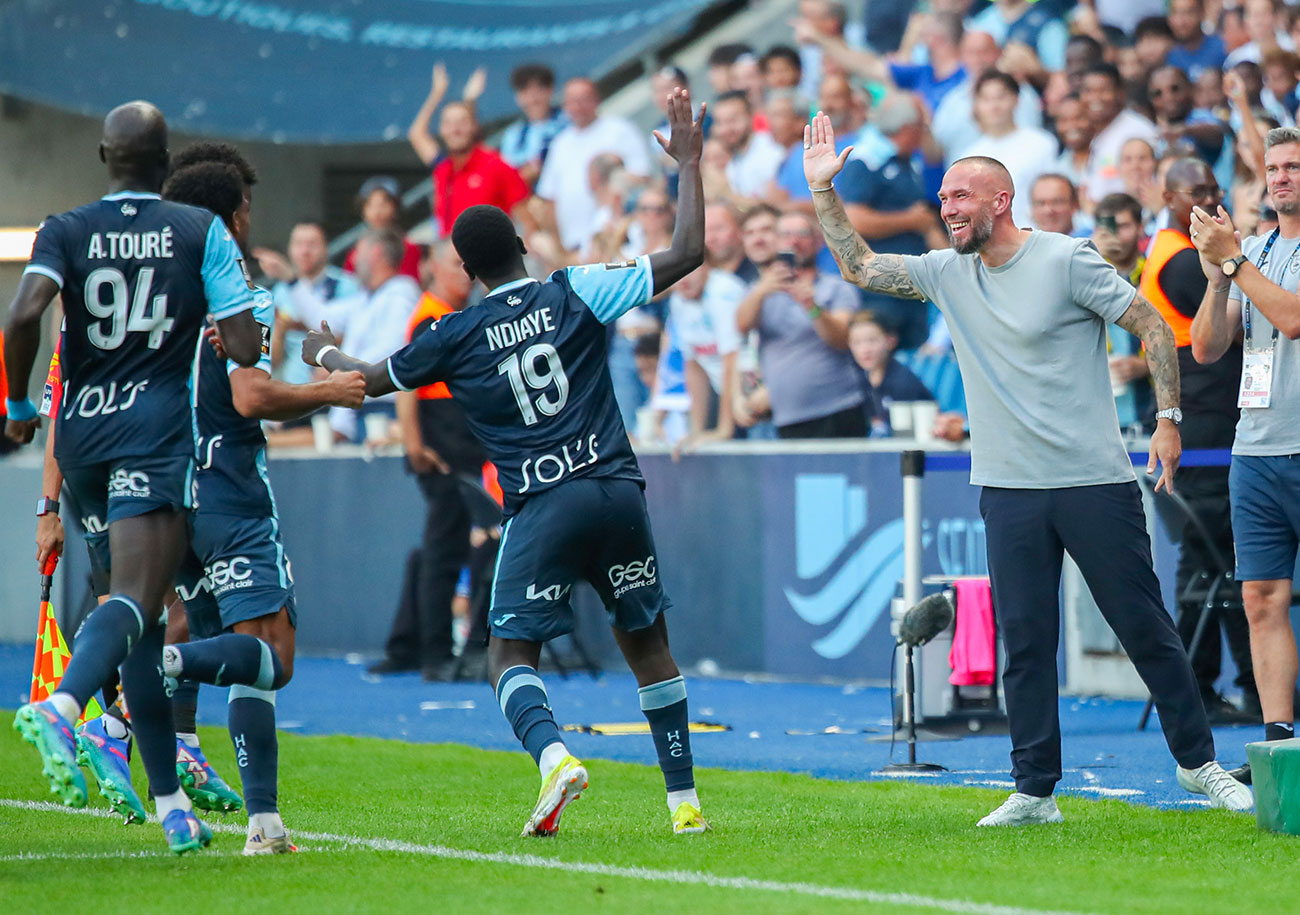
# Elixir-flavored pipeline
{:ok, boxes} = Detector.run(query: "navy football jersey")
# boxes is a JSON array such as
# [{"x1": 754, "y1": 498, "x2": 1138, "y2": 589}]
[
  {"x1": 388, "y1": 256, "x2": 657, "y2": 516},
  {"x1": 25, "y1": 191, "x2": 254, "y2": 468},
  {"x1": 191, "y1": 287, "x2": 275, "y2": 516}
]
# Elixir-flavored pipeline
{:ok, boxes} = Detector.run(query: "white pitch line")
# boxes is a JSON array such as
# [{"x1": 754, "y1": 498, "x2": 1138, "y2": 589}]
[{"x1": 0, "y1": 798, "x2": 1103, "y2": 915}]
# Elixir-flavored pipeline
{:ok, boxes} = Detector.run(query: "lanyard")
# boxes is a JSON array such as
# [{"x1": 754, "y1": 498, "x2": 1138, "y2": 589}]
[{"x1": 1243, "y1": 228, "x2": 1281, "y2": 349}]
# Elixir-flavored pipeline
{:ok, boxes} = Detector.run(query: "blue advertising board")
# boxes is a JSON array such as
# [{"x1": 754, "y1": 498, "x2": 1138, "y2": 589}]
[{"x1": 0, "y1": 0, "x2": 711, "y2": 143}]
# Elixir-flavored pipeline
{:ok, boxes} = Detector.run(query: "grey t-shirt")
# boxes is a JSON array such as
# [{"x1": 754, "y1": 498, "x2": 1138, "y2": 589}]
[
  {"x1": 758, "y1": 272, "x2": 864, "y2": 427},
  {"x1": 904, "y1": 231, "x2": 1137, "y2": 488},
  {"x1": 1228, "y1": 231, "x2": 1300, "y2": 456}
]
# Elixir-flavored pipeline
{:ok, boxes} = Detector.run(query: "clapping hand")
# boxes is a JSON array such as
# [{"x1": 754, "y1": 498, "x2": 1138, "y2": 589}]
[{"x1": 1189, "y1": 205, "x2": 1241, "y2": 266}]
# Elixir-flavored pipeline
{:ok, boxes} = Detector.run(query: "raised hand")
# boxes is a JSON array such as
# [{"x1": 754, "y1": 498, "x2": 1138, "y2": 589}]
[
  {"x1": 432, "y1": 62, "x2": 449, "y2": 100},
  {"x1": 652, "y1": 87, "x2": 706, "y2": 166},
  {"x1": 803, "y1": 111, "x2": 853, "y2": 189},
  {"x1": 464, "y1": 66, "x2": 487, "y2": 103}
]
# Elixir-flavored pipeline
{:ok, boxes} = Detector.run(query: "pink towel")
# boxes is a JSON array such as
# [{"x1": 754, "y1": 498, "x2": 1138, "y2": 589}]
[{"x1": 949, "y1": 578, "x2": 996, "y2": 686}]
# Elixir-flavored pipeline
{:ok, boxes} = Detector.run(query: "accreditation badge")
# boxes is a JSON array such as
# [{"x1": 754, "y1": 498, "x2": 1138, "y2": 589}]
[{"x1": 1239, "y1": 348, "x2": 1275, "y2": 409}]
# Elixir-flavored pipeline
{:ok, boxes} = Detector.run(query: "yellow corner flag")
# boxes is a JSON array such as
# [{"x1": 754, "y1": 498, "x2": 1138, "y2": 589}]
[{"x1": 30, "y1": 557, "x2": 103, "y2": 726}]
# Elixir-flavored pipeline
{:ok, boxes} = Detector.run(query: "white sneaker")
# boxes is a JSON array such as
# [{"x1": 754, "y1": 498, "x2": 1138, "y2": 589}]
[
  {"x1": 243, "y1": 826, "x2": 296, "y2": 855},
  {"x1": 977, "y1": 792, "x2": 1064, "y2": 827},
  {"x1": 1176, "y1": 761, "x2": 1255, "y2": 812}
]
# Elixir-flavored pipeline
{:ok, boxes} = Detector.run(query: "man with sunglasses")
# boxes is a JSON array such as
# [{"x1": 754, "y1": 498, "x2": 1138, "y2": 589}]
[
  {"x1": 1148, "y1": 66, "x2": 1233, "y2": 182},
  {"x1": 1139, "y1": 158, "x2": 1257, "y2": 724}
]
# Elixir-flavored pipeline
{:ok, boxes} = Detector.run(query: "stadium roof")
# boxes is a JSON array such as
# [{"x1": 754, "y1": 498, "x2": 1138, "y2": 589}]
[{"x1": 0, "y1": 0, "x2": 712, "y2": 144}]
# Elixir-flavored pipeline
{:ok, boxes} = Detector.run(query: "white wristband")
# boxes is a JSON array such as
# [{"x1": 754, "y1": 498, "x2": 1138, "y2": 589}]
[{"x1": 315, "y1": 344, "x2": 339, "y2": 368}]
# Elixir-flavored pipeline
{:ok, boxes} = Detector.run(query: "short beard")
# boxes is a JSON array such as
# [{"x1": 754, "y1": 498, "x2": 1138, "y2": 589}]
[
  {"x1": 1275, "y1": 198, "x2": 1300, "y2": 216},
  {"x1": 950, "y1": 210, "x2": 994, "y2": 254}
]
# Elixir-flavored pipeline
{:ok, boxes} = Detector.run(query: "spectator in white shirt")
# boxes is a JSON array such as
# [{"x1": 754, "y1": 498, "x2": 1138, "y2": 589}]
[
  {"x1": 327, "y1": 229, "x2": 421, "y2": 441},
  {"x1": 959, "y1": 71, "x2": 1060, "y2": 226},
  {"x1": 669, "y1": 263, "x2": 747, "y2": 446},
  {"x1": 932, "y1": 31, "x2": 1045, "y2": 164},
  {"x1": 1081, "y1": 62, "x2": 1158, "y2": 203},
  {"x1": 253, "y1": 220, "x2": 362, "y2": 386},
  {"x1": 712, "y1": 90, "x2": 787, "y2": 203},
  {"x1": 536, "y1": 77, "x2": 650, "y2": 252}
]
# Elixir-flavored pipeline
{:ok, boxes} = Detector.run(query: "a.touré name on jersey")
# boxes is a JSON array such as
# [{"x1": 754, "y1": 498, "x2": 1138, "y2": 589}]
[
  {"x1": 86, "y1": 227, "x2": 175, "y2": 260},
  {"x1": 485, "y1": 306, "x2": 555, "y2": 352}
]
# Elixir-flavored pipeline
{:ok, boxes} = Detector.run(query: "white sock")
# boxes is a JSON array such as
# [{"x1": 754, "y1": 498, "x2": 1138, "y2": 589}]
[
  {"x1": 155, "y1": 788, "x2": 192, "y2": 820},
  {"x1": 538, "y1": 742, "x2": 570, "y2": 778},
  {"x1": 48, "y1": 692, "x2": 80, "y2": 724},
  {"x1": 101, "y1": 714, "x2": 129, "y2": 740},
  {"x1": 161, "y1": 645, "x2": 183, "y2": 678},
  {"x1": 176, "y1": 732, "x2": 201, "y2": 749},
  {"x1": 249, "y1": 811, "x2": 286, "y2": 839},
  {"x1": 667, "y1": 788, "x2": 700, "y2": 813}
]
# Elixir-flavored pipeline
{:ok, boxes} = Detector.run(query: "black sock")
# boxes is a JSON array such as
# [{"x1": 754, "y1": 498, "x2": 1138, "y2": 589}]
[
  {"x1": 171, "y1": 679, "x2": 200, "y2": 735},
  {"x1": 118, "y1": 624, "x2": 180, "y2": 797},
  {"x1": 1265, "y1": 722, "x2": 1295, "y2": 742}
]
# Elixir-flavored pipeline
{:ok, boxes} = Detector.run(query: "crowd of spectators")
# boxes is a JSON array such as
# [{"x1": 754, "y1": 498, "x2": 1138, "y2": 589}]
[{"x1": 249, "y1": 0, "x2": 1294, "y2": 450}]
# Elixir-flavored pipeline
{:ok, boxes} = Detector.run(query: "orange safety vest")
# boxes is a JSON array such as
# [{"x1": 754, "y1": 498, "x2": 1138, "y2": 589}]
[
  {"x1": 407, "y1": 292, "x2": 455, "y2": 400},
  {"x1": 1138, "y1": 228, "x2": 1196, "y2": 348}
]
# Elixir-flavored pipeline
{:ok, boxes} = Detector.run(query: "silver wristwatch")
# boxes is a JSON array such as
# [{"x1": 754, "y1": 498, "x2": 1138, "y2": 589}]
[{"x1": 1156, "y1": 407, "x2": 1183, "y2": 425}]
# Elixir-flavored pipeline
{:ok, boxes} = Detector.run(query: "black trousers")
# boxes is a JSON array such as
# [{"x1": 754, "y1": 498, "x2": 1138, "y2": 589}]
[
  {"x1": 383, "y1": 471, "x2": 471, "y2": 666},
  {"x1": 775, "y1": 404, "x2": 868, "y2": 439},
  {"x1": 980, "y1": 482, "x2": 1216, "y2": 797}
]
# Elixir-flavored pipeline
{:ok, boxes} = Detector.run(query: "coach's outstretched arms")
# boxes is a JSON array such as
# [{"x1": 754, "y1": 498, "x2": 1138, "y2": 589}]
[
  {"x1": 301, "y1": 320, "x2": 397, "y2": 398},
  {"x1": 3, "y1": 273, "x2": 59, "y2": 443},
  {"x1": 804, "y1": 111, "x2": 925, "y2": 301},
  {"x1": 648, "y1": 88, "x2": 707, "y2": 295}
]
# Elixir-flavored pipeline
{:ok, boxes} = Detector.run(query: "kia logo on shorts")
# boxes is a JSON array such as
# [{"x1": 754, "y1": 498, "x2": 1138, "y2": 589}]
[{"x1": 608, "y1": 556, "x2": 656, "y2": 588}]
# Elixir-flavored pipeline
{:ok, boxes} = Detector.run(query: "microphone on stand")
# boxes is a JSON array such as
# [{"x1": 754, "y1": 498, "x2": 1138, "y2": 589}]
[
  {"x1": 899, "y1": 592, "x2": 954, "y2": 648},
  {"x1": 882, "y1": 591, "x2": 955, "y2": 774}
]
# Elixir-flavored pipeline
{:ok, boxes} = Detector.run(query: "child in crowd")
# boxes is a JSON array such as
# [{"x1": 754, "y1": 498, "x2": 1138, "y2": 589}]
[{"x1": 847, "y1": 311, "x2": 933, "y2": 437}]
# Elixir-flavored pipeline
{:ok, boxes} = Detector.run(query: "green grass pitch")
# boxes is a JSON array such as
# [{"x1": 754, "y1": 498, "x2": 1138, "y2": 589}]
[{"x1": 0, "y1": 720, "x2": 1294, "y2": 914}]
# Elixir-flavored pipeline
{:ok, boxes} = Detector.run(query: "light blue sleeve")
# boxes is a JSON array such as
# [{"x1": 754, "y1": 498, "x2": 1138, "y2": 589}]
[
  {"x1": 566, "y1": 254, "x2": 654, "y2": 325},
  {"x1": 1036, "y1": 20, "x2": 1068, "y2": 72},
  {"x1": 227, "y1": 288, "x2": 275, "y2": 376},
  {"x1": 200, "y1": 216, "x2": 256, "y2": 320},
  {"x1": 271, "y1": 281, "x2": 295, "y2": 320}
]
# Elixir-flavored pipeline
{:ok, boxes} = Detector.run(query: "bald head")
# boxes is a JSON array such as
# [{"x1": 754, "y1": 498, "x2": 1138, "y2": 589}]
[
  {"x1": 1164, "y1": 157, "x2": 1219, "y2": 233},
  {"x1": 939, "y1": 158, "x2": 1017, "y2": 254},
  {"x1": 100, "y1": 101, "x2": 169, "y2": 189},
  {"x1": 949, "y1": 157, "x2": 1014, "y2": 195}
]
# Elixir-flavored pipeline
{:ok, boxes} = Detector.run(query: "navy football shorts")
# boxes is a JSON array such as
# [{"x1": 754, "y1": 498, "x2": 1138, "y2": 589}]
[
  {"x1": 489, "y1": 477, "x2": 671, "y2": 643},
  {"x1": 1230, "y1": 453, "x2": 1300, "y2": 582},
  {"x1": 187, "y1": 511, "x2": 297, "y2": 632},
  {"x1": 62, "y1": 454, "x2": 193, "y2": 582}
]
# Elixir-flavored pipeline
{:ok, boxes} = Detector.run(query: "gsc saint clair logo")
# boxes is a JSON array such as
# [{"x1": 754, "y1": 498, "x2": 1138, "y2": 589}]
[
  {"x1": 107, "y1": 469, "x2": 151, "y2": 498},
  {"x1": 782, "y1": 474, "x2": 926, "y2": 660}
]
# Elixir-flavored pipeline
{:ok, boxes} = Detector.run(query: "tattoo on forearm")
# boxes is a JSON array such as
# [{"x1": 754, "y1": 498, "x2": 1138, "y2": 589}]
[
  {"x1": 812, "y1": 190, "x2": 923, "y2": 300},
  {"x1": 1118, "y1": 297, "x2": 1181, "y2": 409}
]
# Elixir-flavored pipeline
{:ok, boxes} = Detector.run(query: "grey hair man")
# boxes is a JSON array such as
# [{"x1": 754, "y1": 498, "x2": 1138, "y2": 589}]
[
  {"x1": 1189, "y1": 126, "x2": 1300, "y2": 783},
  {"x1": 804, "y1": 110, "x2": 1253, "y2": 824}
]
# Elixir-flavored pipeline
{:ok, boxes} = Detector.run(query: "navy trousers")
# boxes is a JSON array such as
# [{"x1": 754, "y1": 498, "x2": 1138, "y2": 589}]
[{"x1": 979, "y1": 482, "x2": 1216, "y2": 797}]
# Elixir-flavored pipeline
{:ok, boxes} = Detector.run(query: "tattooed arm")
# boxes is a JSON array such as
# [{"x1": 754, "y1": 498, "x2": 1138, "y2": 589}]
[
  {"x1": 1116, "y1": 292, "x2": 1182, "y2": 492},
  {"x1": 811, "y1": 187, "x2": 925, "y2": 300},
  {"x1": 1115, "y1": 294, "x2": 1180, "y2": 413},
  {"x1": 802, "y1": 110, "x2": 925, "y2": 301}
]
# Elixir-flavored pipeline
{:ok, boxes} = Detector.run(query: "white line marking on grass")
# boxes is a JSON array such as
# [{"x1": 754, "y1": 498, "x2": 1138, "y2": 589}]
[
  {"x1": 1070, "y1": 787, "x2": 1144, "y2": 798},
  {"x1": 1, "y1": 798, "x2": 1101, "y2": 915}
]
